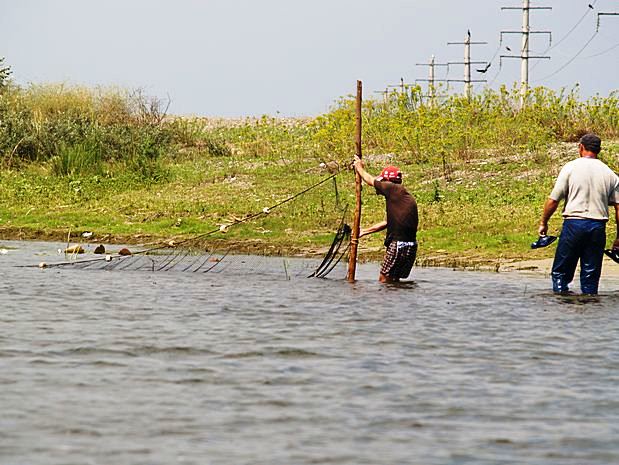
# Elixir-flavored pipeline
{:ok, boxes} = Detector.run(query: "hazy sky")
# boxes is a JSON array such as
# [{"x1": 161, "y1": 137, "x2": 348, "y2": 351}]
[{"x1": 1, "y1": 0, "x2": 617, "y2": 116}]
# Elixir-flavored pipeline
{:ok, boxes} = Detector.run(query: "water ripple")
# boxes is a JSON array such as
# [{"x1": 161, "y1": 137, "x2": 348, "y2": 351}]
[{"x1": 2, "y1": 240, "x2": 619, "y2": 465}]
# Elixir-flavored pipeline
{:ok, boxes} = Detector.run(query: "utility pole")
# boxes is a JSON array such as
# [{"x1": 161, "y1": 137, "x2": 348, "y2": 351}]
[
  {"x1": 501, "y1": 0, "x2": 551, "y2": 108},
  {"x1": 373, "y1": 88, "x2": 388, "y2": 105},
  {"x1": 415, "y1": 55, "x2": 449, "y2": 106},
  {"x1": 597, "y1": 12, "x2": 619, "y2": 32},
  {"x1": 447, "y1": 31, "x2": 488, "y2": 100},
  {"x1": 387, "y1": 77, "x2": 412, "y2": 94}
]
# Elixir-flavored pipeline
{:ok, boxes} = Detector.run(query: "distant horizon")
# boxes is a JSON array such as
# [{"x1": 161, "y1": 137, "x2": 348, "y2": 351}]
[
  {"x1": 6, "y1": 78, "x2": 614, "y2": 120},
  {"x1": 2, "y1": 0, "x2": 617, "y2": 117}
]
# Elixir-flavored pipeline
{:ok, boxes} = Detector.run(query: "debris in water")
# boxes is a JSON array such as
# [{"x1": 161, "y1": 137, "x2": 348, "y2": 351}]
[
  {"x1": 118, "y1": 248, "x2": 132, "y2": 256},
  {"x1": 64, "y1": 245, "x2": 85, "y2": 254},
  {"x1": 94, "y1": 244, "x2": 106, "y2": 254},
  {"x1": 38, "y1": 262, "x2": 47, "y2": 269}
]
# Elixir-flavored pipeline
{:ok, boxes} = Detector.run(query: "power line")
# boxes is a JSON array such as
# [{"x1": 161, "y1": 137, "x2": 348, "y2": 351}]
[
  {"x1": 488, "y1": 58, "x2": 504, "y2": 87},
  {"x1": 532, "y1": 7, "x2": 619, "y2": 83},
  {"x1": 550, "y1": 0, "x2": 597, "y2": 52},
  {"x1": 485, "y1": 41, "x2": 503, "y2": 69},
  {"x1": 532, "y1": 30, "x2": 598, "y2": 82},
  {"x1": 581, "y1": 41, "x2": 619, "y2": 59},
  {"x1": 531, "y1": 0, "x2": 599, "y2": 72},
  {"x1": 485, "y1": 32, "x2": 506, "y2": 87}
]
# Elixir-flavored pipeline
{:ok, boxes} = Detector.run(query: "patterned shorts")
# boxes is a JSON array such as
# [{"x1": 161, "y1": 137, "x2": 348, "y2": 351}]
[{"x1": 380, "y1": 241, "x2": 417, "y2": 279}]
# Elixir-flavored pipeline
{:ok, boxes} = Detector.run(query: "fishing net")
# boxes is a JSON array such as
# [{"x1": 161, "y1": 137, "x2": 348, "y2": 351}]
[{"x1": 32, "y1": 174, "x2": 353, "y2": 280}]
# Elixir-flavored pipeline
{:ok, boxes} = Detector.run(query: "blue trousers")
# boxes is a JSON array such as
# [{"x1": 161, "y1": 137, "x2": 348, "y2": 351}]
[{"x1": 551, "y1": 219, "x2": 606, "y2": 295}]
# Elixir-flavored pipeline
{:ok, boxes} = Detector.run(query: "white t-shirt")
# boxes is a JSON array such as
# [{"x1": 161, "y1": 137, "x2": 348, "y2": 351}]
[{"x1": 550, "y1": 157, "x2": 619, "y2": 220}]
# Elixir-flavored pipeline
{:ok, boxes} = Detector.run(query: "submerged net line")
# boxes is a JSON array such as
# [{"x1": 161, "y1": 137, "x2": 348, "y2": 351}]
[
  {"x1": 68, "y1": 249, "x2": 327, "y2": 278},
  {"x1": 28, "y1": 172, "x2": 351, "y2": 279},
  {"x1": 309, "y1": 210, "x2": 351, "y2": 279}
]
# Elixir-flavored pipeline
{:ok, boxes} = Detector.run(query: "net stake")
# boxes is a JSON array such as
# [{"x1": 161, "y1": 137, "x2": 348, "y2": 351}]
[{"x1": 347, "y1": 80, "x2": 363, "y2": 283}]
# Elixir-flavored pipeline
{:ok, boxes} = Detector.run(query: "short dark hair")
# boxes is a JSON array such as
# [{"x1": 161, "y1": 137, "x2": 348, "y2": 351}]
[{"x1": 580, "y1": 133, "x2": 602, "y2": 154}]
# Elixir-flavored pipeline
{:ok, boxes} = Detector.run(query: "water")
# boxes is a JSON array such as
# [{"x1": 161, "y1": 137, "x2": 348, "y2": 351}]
[{"x1": 1, "y1": 240, "x2": 619, "y2": 465}]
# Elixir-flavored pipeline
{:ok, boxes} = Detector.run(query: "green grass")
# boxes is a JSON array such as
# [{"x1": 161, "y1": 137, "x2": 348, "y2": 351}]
[{"x1": 0, "y1": 81, "x2": 618, "y2": 265}]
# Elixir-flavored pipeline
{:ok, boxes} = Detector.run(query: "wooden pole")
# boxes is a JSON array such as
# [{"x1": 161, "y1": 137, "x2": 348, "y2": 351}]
[{"x1": 347, "y1": 80, "x2": 363, "y2": 282}]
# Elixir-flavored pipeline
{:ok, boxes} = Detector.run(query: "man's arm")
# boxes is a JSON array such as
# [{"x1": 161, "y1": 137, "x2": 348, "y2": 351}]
[
  {"x1": 360, "y1": 220, "x2": 388, "y2": 238},
  {"x1": 613, "y1": 203, "x2": 619, "y2": 250},
  {"x1": 353, "y1": 155, "x2": 376, "y2": 187},
  {"x1": 539, "y1": 198, "x2": 559, "y2": 236}
]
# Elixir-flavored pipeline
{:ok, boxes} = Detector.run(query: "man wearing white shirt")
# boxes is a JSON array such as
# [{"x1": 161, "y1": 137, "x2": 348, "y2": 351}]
[{"x1": 539, "y1": 133, "x2": 619, "y2": 295}]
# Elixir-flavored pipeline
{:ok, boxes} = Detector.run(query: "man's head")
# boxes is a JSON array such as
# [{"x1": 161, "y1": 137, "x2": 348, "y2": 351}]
[
  {"x1": 377, "y1": 165, "x2": 402, "y2": 184},
  {"x1": 579, "y1": 133, "x2": 602, "y2": 156}
]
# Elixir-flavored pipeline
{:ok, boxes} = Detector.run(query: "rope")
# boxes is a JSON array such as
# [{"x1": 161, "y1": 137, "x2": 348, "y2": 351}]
[
  {"x1": 166, "y1": 171, "x2": 339, "y2": 249},
  {"x1": 25, "y1": 172, "x2": 341, "y2": 269}
]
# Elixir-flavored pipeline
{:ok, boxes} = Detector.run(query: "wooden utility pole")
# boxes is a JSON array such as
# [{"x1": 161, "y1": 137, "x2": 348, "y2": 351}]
[{"x1": 347, "y1": 80, "x2": 363, "y2": 283}]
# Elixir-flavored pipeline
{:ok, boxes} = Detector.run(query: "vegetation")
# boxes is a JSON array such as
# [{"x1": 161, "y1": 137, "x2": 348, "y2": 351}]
[
  {"x1": 0, "y1": 57, "x2": 11, "y2": 91},
  {"x1": 1, "y1": 73, "x2": 618, "y2": 267}
]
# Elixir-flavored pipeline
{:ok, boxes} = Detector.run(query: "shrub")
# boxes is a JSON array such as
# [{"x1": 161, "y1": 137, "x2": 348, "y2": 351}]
[
  {"x1": 0, "y1": 83, "x2": 175, "y2": 180},
  {"x1": 49, "y1": 141, "x2": 103, "y2": 176}
]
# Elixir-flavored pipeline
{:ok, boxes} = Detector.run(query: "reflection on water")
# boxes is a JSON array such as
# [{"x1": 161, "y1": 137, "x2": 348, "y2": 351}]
[{"x1": 1, "y1": 240, "x2": 619, "y2": 465}]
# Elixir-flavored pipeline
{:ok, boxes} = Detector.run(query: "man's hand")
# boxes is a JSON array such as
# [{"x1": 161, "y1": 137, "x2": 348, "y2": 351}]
[
  {"x1": 538, "y1": 198, "x2": 559, "y2": 237},
  {"x1": 353, "y1": 155, "x2": 364, "y2": 172},
  {"x1": 353, "y1": 155, "x2": 376, "y2": 187},
  {"x1": 358, "y1": 221, "x2": 387, "y2": 238},
  {"x1": 613, "y1": 238, "x2": 619, "y2": 251}
]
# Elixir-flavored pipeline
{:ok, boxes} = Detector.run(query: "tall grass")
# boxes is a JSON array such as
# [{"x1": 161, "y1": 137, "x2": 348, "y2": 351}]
[
  {"x1": 49, "y1": 142, "x2": 103, "y2": 176},
  {"x1": 309, "y1": 84, "x2": 619, "y2": 165},
  {"x1": 0, "y1": 83, "x2": 175, "y2": 178}
]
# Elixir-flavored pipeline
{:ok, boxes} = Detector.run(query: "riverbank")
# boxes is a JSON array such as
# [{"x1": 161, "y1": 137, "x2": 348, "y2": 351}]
[
  {"x1": 2, "y1": 138, "x2": 618, "y2": 268},
  {"x1": 4, "y1": 226, "x2": 619, "y2": 278},
  {"x1": 1, "y1": 84, "x2": 617, "y2": 267}
]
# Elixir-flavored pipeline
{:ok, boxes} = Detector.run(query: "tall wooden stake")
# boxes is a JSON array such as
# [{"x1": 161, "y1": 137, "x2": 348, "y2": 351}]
[{"x1": 347, "y1": 80, "x2": 363, "y2": 282}]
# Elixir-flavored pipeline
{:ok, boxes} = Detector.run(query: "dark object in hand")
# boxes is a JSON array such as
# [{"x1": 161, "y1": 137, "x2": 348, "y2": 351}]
[
  {"x1": 531, "y1": 235, "x2": 557, "y2": 249},
  {"x1": 604, "y1": 249, "x2": 619, "y2": 264}
]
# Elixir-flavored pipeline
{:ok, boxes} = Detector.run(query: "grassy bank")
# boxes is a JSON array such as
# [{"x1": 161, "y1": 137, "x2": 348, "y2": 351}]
[{"x1": 1, "y1": 82, "x2": 618, "y2": 267}]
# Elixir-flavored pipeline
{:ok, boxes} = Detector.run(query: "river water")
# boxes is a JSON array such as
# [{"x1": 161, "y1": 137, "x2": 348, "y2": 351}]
[{"x1": 1, "y1": 240, "x2": 619, "y2": 465}]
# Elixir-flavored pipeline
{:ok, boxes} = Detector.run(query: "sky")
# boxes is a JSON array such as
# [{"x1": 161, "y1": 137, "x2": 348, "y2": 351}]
[{"x1": 1, "y1": 0, "x2": 617, "y2": 116}]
